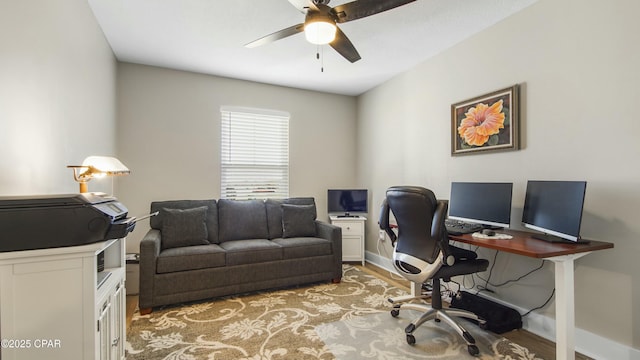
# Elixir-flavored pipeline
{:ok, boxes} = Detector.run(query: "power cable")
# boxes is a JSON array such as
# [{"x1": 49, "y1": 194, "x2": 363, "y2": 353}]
[{"x1": 522, "y1": 288, "x2": 555, "y2": 317}]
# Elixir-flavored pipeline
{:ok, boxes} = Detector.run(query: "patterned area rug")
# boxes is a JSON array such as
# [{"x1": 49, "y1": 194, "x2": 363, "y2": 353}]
[
  {"x1": 126, "y1": 265, "x2": 541, "y2": 360},
  {"x1": 317, "y1": 311, "x2": 538, "y2": 359}
]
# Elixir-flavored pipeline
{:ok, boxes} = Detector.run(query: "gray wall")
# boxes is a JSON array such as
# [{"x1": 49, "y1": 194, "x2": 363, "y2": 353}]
[
  {"x1": 357, "y1": 0, "x2": 639, "y2": 356},
  {"x1": 116, "y1": 63, "x2": 358, "y2": 251},
  {"x1": 0, "y1": 0, "x2": 117, "y2": 196}
]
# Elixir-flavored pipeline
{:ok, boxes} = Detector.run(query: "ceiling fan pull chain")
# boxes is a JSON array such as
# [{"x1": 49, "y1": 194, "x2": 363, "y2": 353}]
[{"x1": 316, "y1": 45, "x2": 324, "y2": 72}]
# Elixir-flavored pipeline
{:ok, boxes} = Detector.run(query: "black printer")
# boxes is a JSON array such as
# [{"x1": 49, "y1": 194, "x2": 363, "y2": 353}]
[{"x1": 0, "y1": 193, "x2": 136, "y2": 252}]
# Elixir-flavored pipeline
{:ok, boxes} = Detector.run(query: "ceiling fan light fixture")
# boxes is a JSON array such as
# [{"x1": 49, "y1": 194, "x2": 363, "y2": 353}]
[
  {"x1": 247, "y1": 0, "x2": 416, "y2": 62},
  {"x1": 304, "y1": 19, "x2": 336, "y2": 45}
]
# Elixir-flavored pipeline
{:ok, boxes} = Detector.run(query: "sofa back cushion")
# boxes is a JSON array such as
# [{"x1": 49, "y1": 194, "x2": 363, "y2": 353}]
[
  {"x1": 150, "y1": 199, "x2": 219, "y2": 244},
  {"x1": 265, "y1": 197, "x2": 316, "y2": 239},
  {"x1": 218, "y1": 199, "x2": 269, "y2": 242}
]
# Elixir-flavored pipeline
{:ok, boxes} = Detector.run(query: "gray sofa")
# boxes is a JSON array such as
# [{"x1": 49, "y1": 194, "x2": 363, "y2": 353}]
[{"x1": 139, "y1": 197, "x2": 342, "y2": 313}]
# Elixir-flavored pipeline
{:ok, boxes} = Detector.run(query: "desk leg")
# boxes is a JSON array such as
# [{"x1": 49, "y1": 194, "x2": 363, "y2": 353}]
[{"x1": 549, "y1": 253, "x2": 590, "y2": 360}]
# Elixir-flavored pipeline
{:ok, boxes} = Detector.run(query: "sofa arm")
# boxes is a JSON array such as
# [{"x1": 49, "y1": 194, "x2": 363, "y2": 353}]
[
  {"x1": 139, "y1": 228, "x2": 161, "y2": 311},
  {"x1": 316, "y1": 220, "x2": 343, "y2": 282}
]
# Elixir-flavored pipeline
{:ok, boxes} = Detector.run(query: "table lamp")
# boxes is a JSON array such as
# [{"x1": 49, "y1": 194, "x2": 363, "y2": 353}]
[{"x1": 67, "y1": 156, "x2": 130, "y2": 193}]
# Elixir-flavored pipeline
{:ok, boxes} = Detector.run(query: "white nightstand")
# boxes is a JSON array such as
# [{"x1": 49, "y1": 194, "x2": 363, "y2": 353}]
[{"x1": 330, "y1": 215, "x2": 366, "y2": 265}]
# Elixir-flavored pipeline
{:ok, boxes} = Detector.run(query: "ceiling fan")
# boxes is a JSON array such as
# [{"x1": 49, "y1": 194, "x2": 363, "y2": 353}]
[{"x1": 245, "y1": 0, "x2": 416, "y2": 63}]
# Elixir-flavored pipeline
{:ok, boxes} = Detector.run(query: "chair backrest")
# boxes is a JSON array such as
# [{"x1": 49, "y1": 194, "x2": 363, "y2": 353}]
[{"x1": 380, "y1": 186, "x2": 450, "y2": 283}]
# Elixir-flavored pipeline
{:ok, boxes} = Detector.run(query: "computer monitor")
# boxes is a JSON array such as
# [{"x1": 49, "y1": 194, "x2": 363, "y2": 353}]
[
  {"x1": 522, "y1": 180, "x2": 587, "y2": 243},
  {"x1": 327, "y1": 189, "x2": 368, "y2": 217},
  {"x1": 448, "y1": 182, "x2": 513, "y2": 228}
]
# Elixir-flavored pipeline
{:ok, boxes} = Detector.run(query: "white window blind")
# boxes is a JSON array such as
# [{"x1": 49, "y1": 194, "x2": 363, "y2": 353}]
[{"x1": 221, "y1": 107, "x2": 290, "y2": 200}]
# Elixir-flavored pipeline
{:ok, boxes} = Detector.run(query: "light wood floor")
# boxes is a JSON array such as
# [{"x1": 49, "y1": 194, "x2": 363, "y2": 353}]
[
  {"x1": 126, "y1": 262, "x2": 592, "y2": 360},
  {"x1": 126, "y1": 294, "x2": 137, "y2": 329}
]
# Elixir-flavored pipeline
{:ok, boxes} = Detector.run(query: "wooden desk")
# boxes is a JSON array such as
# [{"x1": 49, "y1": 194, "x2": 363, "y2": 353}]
[{"x1": 449, "y1": 229, "x2": 613, "y2": 360}]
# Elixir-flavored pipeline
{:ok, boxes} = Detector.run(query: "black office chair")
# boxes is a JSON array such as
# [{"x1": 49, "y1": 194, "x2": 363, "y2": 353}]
[{"x1": 379, "y1": 186, "x2": 490, "y2": 356}]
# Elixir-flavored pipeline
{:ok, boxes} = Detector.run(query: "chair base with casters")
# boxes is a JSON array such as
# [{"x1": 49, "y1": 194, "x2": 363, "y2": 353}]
[
  {"x1": 388, "y1": 248, "x2": 489, "y2": 356},
  {"x1": 387, "y1": 280, "x2": 432, "y2": 305},
  {"x1": 390, "y1": 277, "x2": 487, "y2": 356}
]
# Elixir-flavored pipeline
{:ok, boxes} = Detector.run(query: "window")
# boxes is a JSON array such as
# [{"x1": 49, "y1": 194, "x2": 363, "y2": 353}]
[{"x1": 220, "y1": 106, "x2": 289, "y2": 200}]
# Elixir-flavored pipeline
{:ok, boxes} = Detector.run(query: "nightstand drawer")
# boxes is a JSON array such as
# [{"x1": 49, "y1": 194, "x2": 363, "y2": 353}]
[{"x1": 334, "y1": 221, "x2": 362, "y2": 236}]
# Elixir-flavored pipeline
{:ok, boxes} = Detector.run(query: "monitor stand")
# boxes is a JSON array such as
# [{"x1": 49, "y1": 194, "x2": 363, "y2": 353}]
[
  {"x1": 531, "y1": 233, "x2": 590, "y2": 244},
  {"x1": 483, "y1": 225, "x2": 504, "y2": 230}
]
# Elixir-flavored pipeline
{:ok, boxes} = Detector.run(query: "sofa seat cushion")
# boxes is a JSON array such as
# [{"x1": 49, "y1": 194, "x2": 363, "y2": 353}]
[
  {"x1": 272, "y1": 237, "x2": 332, "y2": 260},
  {"x1": 219, "y1": 239, "x2": 283, "y2": 266},
  {"x1": 157, "y1": 244, "x2": 226, "y2": 274}
]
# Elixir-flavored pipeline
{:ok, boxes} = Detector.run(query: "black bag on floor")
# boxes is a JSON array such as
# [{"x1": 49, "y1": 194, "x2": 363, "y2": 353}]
[{"x1": 450, "y1": 291, "x2": 522, "y2": 334}]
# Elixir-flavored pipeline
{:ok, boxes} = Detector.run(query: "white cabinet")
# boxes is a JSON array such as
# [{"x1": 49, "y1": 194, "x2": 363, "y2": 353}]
[
  {"x1": 330, "y1": 216, "x2": 366, "y2": 265},
  {"x1": 0, "y1": 238, "x2": 126, "y2": 360},
  {"x1": 97, "y1": 275, "x2": 125, "y2": 360}
]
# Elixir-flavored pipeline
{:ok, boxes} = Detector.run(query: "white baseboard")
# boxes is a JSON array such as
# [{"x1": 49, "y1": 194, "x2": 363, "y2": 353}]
[
  {"x1": 365, "y1": 250, "x2": 395, "y2": 273},
  {"x1": 364, "y1": 250, "x2": 640, "y2": 360}
]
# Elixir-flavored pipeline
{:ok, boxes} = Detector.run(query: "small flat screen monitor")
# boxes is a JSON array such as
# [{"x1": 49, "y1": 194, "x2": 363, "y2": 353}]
[
  {"x1": 448, "y1": 182, "x2": 513, "y2": 228},
  {"x1": 328, "y1": 189, "x2": 368, "y2": 217},
  {"x1": 522, "y1": 180, "x2": 587, "y2": 243}
]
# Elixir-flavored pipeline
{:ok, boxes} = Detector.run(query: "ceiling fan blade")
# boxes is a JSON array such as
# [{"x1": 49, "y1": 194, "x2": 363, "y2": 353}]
[
  {"x1": 331, "y1": 0, "x2": 416, "y2": 23},
  {"x1": 330, "y1": 27, "x2": 361, "y2": 63},
  {"x1": 245, "y1": 23, "x2": 305, "y2": 48},
  {"x1": 287, "y1": 0, "x2": 310, "y2": 13}
]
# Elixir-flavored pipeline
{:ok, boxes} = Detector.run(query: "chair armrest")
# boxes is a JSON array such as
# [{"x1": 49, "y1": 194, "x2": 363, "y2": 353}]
[
  {"x1": 316, "y1": 220, "x2": 343, "y2": 280},
  {"x1": 139, "y1": 228, "x2": 161, "y2": 309},
  {"x1": 379, "y1": 198, "x2": 397, "y2": 245}
]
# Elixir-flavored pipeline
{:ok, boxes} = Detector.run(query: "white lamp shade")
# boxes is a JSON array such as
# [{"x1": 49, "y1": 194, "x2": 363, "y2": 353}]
[
  {"x1": 68, "y1": 156, "x2": 130, "y2": 193},
  {"x1": 304, "y1": 20, "x2": 336, "y2": 45},
  {"x1": 81, "y1": 156, "x2": 130, "y2": 175}
]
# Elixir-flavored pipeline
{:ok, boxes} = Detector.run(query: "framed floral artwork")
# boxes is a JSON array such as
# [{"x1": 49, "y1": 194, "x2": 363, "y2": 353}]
[{"x1": 451, "y1": 84, "x2": 519, "y2": 156}]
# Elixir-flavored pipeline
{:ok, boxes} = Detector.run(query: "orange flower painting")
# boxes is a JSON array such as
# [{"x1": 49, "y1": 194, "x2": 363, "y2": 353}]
[
  {"x1": 458, "y1": 100, "x2": 505, "y2": 146},
  {"x1": 451, "y1": 85, "x2": 519, "y2": 155}
]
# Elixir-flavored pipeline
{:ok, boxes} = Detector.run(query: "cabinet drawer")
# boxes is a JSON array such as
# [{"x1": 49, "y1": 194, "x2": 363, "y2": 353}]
[{"x1": 334, "y1": 222, "x2": 362, "y2": 236}]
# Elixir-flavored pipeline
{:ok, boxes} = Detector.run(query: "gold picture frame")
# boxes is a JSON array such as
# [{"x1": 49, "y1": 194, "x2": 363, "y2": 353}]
[{"x1": 451, "y1": 85, "x2": 519, "y2": 156}]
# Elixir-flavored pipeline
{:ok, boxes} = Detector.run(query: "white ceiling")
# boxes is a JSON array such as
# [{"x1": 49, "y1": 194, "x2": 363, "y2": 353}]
[{"x1": 88, "y1": 0, "x2": 536, "y2": 96}]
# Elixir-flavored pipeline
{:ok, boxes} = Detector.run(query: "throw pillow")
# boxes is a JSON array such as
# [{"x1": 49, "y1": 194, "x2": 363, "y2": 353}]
[
  {"x1": 150, "y1": 199, "x2": 219, "y2": 244},
  {"x1": 281, "y1": 204, "x2": 317, "y2": 238},
  {"x1": 161, "y1": 206, "x2": 209, "y2": 250},
  {"x1": 266, "y1": 197, "x2": 316, "y2": 239}
]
